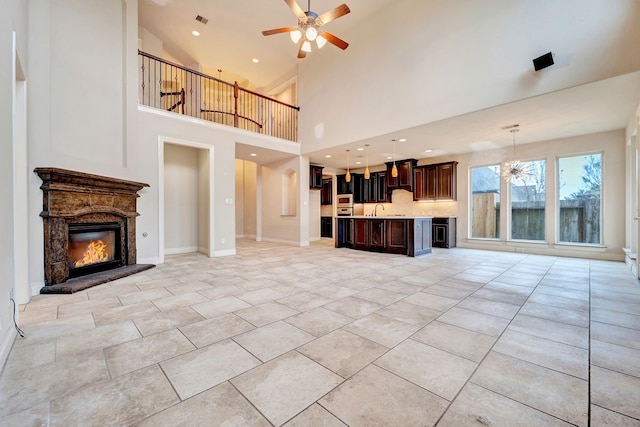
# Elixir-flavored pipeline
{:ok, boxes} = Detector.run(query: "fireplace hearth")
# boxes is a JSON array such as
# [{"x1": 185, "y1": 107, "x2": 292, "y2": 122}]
[{"x1": 35, "y1": 168, "x2": 154, "y2": 293}]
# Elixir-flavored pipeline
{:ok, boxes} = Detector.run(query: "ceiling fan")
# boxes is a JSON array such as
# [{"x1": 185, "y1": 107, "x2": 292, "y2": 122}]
[{"x1": 262, "y1": 0, "x2": 351, "y2": 58}]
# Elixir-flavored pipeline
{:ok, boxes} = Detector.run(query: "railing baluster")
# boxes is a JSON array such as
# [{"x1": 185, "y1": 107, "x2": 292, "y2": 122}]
[{"x1": 138, "y1": 50, "x2": 299, "y2": 141}]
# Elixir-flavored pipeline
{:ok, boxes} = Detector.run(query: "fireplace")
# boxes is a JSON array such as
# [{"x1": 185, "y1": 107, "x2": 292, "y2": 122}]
[
  {"x1": 35, "y1": 168, "x2": 154, "y2": 293},
  {"x1": 68, "y1": 223, "x2": 122, "y2": 277}
]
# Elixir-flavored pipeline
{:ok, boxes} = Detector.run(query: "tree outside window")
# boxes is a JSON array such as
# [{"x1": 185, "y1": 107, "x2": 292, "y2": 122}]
[{"x1": 558, "y1": 154, "x2": 602, "y2": 244}]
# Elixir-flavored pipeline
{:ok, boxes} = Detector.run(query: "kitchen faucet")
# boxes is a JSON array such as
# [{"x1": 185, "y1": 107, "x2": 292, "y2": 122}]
[{"x1": 374, "y1": 203, "x2": 385, "y2": 216}]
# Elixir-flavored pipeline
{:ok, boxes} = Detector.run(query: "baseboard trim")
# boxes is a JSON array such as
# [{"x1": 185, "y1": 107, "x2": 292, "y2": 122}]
[
  {"x1": 261, "y1": 237, "x2": 309, "y2": 247},
  {"x1": 214, "y1": 249, "x2": 236, "y2": 257},
  {"x1": 164, "y1": 247, "x2": 198, "y2": 255},
  {"x1": 138, "y1": 256, "x2": 161, "y2": 265},
  {"x1": 0, "y1": 328, "x2": 17, "y2": 374}
]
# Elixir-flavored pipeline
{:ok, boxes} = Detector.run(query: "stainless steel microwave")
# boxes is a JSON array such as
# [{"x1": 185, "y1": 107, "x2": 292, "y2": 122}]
[{"x1": 336, "y1": 194, "x2": 353, "y2": 207}]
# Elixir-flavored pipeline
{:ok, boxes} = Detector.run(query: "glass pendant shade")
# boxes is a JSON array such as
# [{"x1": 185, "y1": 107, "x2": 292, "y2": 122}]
[
  {"x1": 345, "y1": 170, "x2": 351, "y2": 182},
  {"x1": 301, "y1": 40, "x2": 312, "y2": 53},
  {"x1": 391, "y1": 163, "x2": 398, "y2": 178},
  {"x1": 502, "y1": 128, "x2": 530, "y2": 182},
  {"x1": 316, "y1": 35, "x2": 327, "y2": 49},
  {"x1": 290, "y1": 30, "x2": 302, "y2": 43},
  {"x1": 305, "y1": 27, "x2": 318, "y2": 41},
  {"x1": 364, "y1": 167, "x2": 370, "y2": 180}
]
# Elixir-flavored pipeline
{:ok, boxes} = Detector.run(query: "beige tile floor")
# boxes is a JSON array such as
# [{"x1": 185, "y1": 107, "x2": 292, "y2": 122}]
[{"x1": 2, "y1": 239, "x2": 640, "y2": 426}]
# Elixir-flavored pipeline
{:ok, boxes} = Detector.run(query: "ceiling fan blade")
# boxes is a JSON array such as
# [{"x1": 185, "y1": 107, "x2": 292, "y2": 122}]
[
  {"x1": 285, "y1": 0, "x2": 306, "y2": 19},
  {"x1": 297, "y1": 40, "x2": 307, "y2": 59},
  {"x1": 262, "y1": 26, "x2": 298, "y2": 36},
  {"x1": 318, "y1": 30, "x2": 349, "y2": 50},
  {"x1": 317, "y1": 4, "x2": 350, "y2": 25}
]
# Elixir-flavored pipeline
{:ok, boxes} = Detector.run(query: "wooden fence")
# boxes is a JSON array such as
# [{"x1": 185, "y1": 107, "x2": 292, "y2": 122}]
[{"x1": 471, "y1": 193, "x2": 600, "y2": 243}]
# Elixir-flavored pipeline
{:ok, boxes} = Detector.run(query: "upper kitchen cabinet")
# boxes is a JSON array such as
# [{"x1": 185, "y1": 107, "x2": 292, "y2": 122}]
[
  {"x1": 414, "y1": 161, "x2": 458, "y2": 201},
  {"x1": 310, "y1": 165, "x2": 323, "y2": 190},
  {"x1": 386, "y1": 159, "x2": 418, "y2": 192},
  {"x1": 337, "y1": 174, "x2": 354, "y2": 194},
  {"x1": 321, "y1": 178, "x2": 332, "y2": 205}
]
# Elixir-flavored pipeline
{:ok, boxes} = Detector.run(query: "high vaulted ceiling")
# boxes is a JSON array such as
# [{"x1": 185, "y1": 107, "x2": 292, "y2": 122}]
[
  {"x1": 138, "y1": 0, "x2": 393, "y2": 89},
  {"x1": 139, "y1": 0, "x2": 640, "y2": 169}
]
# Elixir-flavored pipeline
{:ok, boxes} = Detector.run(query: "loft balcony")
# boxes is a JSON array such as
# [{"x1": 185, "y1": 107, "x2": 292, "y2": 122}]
[{"x1": 138, "y1": 51, "x2": 299, "y2": 142}]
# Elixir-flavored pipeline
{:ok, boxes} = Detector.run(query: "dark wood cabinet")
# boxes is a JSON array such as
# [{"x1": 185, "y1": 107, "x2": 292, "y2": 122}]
[
  {"x1": 385, "y1": 220, "x2": 407, "y2": 254},
  {"x1": 310, "y1": 165, "x2": 323, "y2": 190},
  {"x1": 353, "y1": 219, "x2": 370, "y2": 250},
  {"x1": 387, "y1": 159, "x2": 418, "y2": 192},
  {"x1": 377, "y1": 171, "x2": 389, "y2": 202},
  {"x1": 413, "y1": 161, "x2": 457, "y2": 201},
  {"x1": 360, "y1": 172, "x2": 388, "y2": 203},
  {"x1": 369, "y1": 219, "x2": 385, "y2": 251},
  {"x1": 321, "y1": 179, "x2": 332, "y2": 205},
  {"x1": 321, "y1": 216, "x2": 333, "y2": 238},
  {"x1": 337, "y1": 174, "x2": 353, "y2": 194},
  {"x1": 353, "y1": 173, "x2": 365, "y2": 203},
  {"x1": 432, "y1": 217, "x2": 456, "y2": 248},
  {"x1": 336, "y1": 218, "x2": 354, "y2": 247},
  {"x1": 437, "y1": 163, "x2": 456, "y2": 201},
  {"x1": 337, "y1": 217, "x2": 432, "y2": 257}
]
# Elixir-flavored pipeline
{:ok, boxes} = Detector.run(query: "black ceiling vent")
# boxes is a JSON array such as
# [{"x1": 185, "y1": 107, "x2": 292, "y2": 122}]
[
  {"x1": 533, "y1": 52, "x2": 554, "y2": 71},
  {"x1": 195, "y1": 15, "x2": 208, "y2": 24}
]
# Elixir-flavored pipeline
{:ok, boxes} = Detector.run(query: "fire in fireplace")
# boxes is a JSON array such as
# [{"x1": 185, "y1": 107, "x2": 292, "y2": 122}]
[{"x1": 68, "y1": 223, "x2": 123, "y2": 277}]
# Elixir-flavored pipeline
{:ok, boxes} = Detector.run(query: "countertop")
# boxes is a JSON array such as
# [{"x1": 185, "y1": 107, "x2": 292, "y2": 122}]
[{"x1": 336, "y1": 215, "x2": 433, "y2": 219}]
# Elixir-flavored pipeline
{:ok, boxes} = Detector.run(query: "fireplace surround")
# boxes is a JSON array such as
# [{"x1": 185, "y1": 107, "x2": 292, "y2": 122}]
[{"x1": 35, "y1": 167, "x2": 153, "y2": 293}]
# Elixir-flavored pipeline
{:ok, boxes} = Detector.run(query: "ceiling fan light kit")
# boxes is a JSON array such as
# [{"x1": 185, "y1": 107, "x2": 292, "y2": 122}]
[{"x1": 262, "y1": 0, "x2": 351, "y2": 58}]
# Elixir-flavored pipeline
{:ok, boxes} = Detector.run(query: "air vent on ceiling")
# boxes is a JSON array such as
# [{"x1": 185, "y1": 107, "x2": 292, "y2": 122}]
[{"x1": 195, "y1": 15, "x2": 208, "y2": 24}]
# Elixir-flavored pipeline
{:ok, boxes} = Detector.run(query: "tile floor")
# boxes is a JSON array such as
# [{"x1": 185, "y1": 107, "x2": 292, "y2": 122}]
[{"x1": 1, "y1": 239, "x2": 640, "y2": 426}]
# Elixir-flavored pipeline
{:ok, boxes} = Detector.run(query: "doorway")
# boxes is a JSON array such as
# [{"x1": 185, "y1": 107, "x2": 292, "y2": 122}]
[{"x1": 163, "y1": 143, "x2": 211, "y2": 257}]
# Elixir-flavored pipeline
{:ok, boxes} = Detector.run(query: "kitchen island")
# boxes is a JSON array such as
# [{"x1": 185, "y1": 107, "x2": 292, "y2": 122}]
[{"x1": 335, "y1": 216, "x2": 432, "y2": 257}]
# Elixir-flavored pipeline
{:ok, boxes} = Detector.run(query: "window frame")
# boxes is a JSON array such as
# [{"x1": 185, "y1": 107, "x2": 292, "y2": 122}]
[
  {"x1": 468, "y1": 163, "x2": 502, "y2": 241},
  {"x1": 506, "y1": 158, "x2": 547, "y2": 243},
  {"x1": 555, "y1": 151, "x2": 603, "y2": 246}
]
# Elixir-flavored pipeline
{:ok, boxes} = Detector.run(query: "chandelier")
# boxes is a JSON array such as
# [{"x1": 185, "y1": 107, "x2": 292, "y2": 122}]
[{"x1": 501, "y1": 128, "x2": 530, "y2": 182}]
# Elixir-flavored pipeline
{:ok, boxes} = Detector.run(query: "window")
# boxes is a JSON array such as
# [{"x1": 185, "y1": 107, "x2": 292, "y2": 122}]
[
  {"x1": 558, "y1": 154, "x2": 602, "y2": 244},
  {"x1": 470, "y1": 165, "x2": 500, "y2": 238},
  {"x1": 510, "y1": 160, "x2": 546, "y2": 241}
]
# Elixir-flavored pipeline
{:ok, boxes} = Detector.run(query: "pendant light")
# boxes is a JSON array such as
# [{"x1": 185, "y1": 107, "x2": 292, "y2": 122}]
[
  {"x1": 391, "y1": 139, "x2": 398, "y2": 178},
  {"x1": 501, "y1": 127, "x2": 530, "y2": 182},
  {"x1": 345, "y1": 149, "x2": 351, "y2": 183},
  {"x1": 364, "y1": 144, "x2": 371, "y2": 180}
]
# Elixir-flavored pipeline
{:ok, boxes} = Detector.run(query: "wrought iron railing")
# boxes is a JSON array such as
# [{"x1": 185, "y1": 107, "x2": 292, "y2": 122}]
[{"x1": 138, "y1": 50, "x2": 299, "y2": 142}]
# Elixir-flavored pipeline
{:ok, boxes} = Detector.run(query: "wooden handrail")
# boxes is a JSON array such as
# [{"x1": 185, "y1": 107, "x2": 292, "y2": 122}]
[
  {"x1": 139, "y1": 50, "x2": 299, "y2": 141},
  {"x1": 138, "y1": 50, "x2": 300, "y2": 111}
]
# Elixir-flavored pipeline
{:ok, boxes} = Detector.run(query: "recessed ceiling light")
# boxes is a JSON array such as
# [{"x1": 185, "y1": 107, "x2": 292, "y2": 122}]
[
  {"x1": 357, "y1": 148, "x2": 364, "y2": 151},
  {"x1": 325, "y1": 155, "x2": 331, "y2": 158},
  {"x1": 192, "y1": 30, "x2": 200, "y2": 37},
  {"x1": 424, "y1": 149, "x2": 433, "y2": 153},
  {"x1": 250, "y1": 153, "x2": 257, "y2": 157},
  {"x1": 252, "y1": 58, "x2": 259, "y2": 63},
  {"x1": 399, "y1": 138, "x2": 407, "y2": 142},
  {"x1": 355, "y1": 161, "x2": 362, "y2": 165},
  {"x1": 387, "y1": 156, "x2": 393, "y2": 160}
]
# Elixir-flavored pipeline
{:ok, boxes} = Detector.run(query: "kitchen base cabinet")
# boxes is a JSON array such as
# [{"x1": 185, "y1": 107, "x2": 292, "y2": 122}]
[
  {"x1": 409, "y1": 218, "x2": 432, "y2": 257},
  {"x1": 385, "y1": 220, "x2": 408, "y2": 254},
  {"x1": 432, "y1": 217, "x2": 456, "y2": 248},
  {"x1": 336, "y1": 218, "x2": 353, "y2": 247},
  {"x1": 321, "y1": 216, "x2": 333, "y2": 238},
  {"x1": 336, "y1": 217, "x2": 431, "y2": 257}
]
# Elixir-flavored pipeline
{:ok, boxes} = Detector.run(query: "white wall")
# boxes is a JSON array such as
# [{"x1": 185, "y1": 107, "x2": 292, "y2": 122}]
[
  {"x1": 198, "y1": 149, "x2": 210, "y2": 254},
  {"x1": 164, "y1": 144, "x2": 200, "y2": 254},
  {"x1": 297, "y1": 0, "x2": 640, "y2": 153},
  {"x1": 0, "y1": 0, "x2": 28, "y2": 373},
  {"x1": 235, "y1": 160, "x2": 257, "y2": 238},
  {"x1": 260, "y1": 156, "x2": 310, "y2": 246}
]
